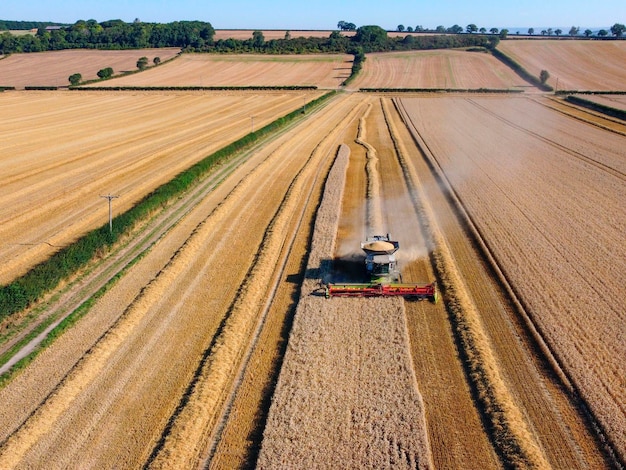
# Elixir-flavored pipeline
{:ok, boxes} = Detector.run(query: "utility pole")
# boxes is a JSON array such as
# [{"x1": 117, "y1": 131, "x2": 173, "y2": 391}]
[{"x1": 100, "y1": 194, "x2": 119, "y2": 233}]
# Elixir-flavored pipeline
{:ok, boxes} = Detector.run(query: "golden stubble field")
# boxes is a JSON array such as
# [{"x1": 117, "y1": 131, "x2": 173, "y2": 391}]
[
  {"x1": 94, "y1": 53, "x2": 353, "y2": 88},
  {"x1": 0, "y1": 90, "x2": 323, "y2": 284},
  {"x1": 0, "y1": 48, "x2": 180, "y2": 88},
  {"x1": 498, "y1": 39, "x2": 626, "y2": 90},
  {"x1": 0, "y1": 40, "x2": 624, "y2": 468},
  {"x1": 350, "y1": 49, "x2": 527, "y2": 89}
]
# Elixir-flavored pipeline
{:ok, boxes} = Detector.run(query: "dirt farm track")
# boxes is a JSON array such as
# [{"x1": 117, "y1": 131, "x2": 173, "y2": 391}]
[{"x1": 0, "y1": 41, "x2": 624, "y2": 469}]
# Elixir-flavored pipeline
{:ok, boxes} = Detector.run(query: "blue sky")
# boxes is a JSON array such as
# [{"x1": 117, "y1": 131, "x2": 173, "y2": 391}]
[{"x1": 3, "y1": 0, "x2": 624, "y2": 30}]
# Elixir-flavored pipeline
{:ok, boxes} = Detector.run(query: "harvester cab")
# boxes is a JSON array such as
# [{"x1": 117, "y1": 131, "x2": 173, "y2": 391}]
[{"x1": 361, "y1": 234, "x2": 401, "y2": 283}]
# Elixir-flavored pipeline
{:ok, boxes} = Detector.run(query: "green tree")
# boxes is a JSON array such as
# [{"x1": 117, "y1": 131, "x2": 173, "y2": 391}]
[
  {"x1": 597, "y1": 29, "x2": 608, "y2": 37},
  {"x1": 435, "y1": 25, "x2": 446, "y2": 33},
  {"x1": 136, "y1": 56, "x2": 149, "y2": 70},
  {"x1": 406, "y1": 26, "x2": 413, "y2": 32},
  {"x1": 153, "y1": 56, "x2": 161, "y2": 65},
  {"x1": 490, "y1": 27, "x2": 499, "y2": 34},
  {"x1": 539, "y1": 69, "x2": 550, "y2": 84},
  {"x1": 252, "y1": 30, "x2": 264, "y2": 47},
  {"x1": 466, "y1": 24, "x2": 478, "y2": 33},
  {"x1": 448, "y1": 24, "x2": 463, "y2": 34},
  {"x1": 97, "y1": 67, "x2": 113, "y2": 79},
  {"x1": 610, "y1": 23, "x2": 625, "y2": 37},
  {"x1": 354, "y1": 25, "x2": 388, "y2": 50},
  {"x1": 528, "y1": 27, "x2": 534, "y2": 35},
  {"x1": 397, "y1": 24, "x2": 405, "y2": 32},
  {"x1": 68, "y1": 73, "x2": 82, "y2": 85},
  {"x1": 569, "y1": 26, "x2": 579, "y2": 36},
  {"x1": 584, "y1": 29, "x2": 593, "y2": 37},
  {"x1": 554, "y1": 28, "x2": 562, "y2": 36},
  {"x1": 499, "y1": 28, "x2": 509, "y2": 39}
]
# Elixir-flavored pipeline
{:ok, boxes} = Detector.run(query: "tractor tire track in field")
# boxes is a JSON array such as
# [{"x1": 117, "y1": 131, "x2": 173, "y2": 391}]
[
  {"x1": 394, "y1": 97, "x2": 614, "y2": 468},
  {"x1": 467, "y1": 98, "x2": 626, "y2": 182}
]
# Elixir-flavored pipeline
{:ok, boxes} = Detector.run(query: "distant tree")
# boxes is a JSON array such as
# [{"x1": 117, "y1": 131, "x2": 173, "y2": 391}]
[
  {"x1": 547, "y1": 28, "x2": 553, "y2": 36},
  {"x1": 97, "y1": 67, "x2": 113, "y2": 79},
  {"x1": 136, "y1": 56, "x2": 148, "y2": 70},
  {"x1": 486, "y1": 36, "x2": 500, "y2": 50},
  {"x1": 406, "y1": 26, "x2": 413, "y2": 32},
  {"x1": 554, "y1": 28, "x2": 562, "y2": 36},
  {"x1": 541, "y1": 30, "x2": 547, "y2": 36},
  {"x1": 499, "y1": 28, "x2": 509, "y2": 39},
  {"x1": 153, "y1": 56, "x2": 161, "y2": 65},
  {"x1": 252, "y1": 30, "x2": 265, "y2": 47},
  {"x1": 397, "y1": 24, "x2": 405, "y2": 32},
  {"x1": 610, "y1": 23, "x2": 625, "y2": 37},
  {"x1": 414, "y1": 25, "x2": 424, "y2": 32},
  {"x1": 448, "y1": 24, "x2": 463, "y2": 34},
  {"x1": 479, "y1": 27, "x2": 486, "y2": 34},
  {"x1": 490, "y1": 27, "x2": 499, "y2": 34},
  {"x1": 539, "y1": 69, "x2": 550, "y2": 84},
  {"x1": 569, "y1": 26, "x2": 579, "y2": 36},
  {"x1": 466, "y1": 24, "x2": 478, "y2": 33},
  {"x1": 584, "y1": 29, "x2": 593, "y2": 37},
  {"x1": 284, "y1": 30, "x2": 291, "y2": 40},
  {"x1": 597, "y1": 29, "x2": 608, "y2": 37},
  {"x1": 435, "y1": 25, "x2": 446, "y2": 33},
  {"x1": 337, "y1": 20, "x2": 356, "y2": 31},
  {"x1": 528, "y1": 27, "x2": 534, "y2": 35},
  {"x1": 68, "y1": 73, "x2": 82, "y2": 85}
]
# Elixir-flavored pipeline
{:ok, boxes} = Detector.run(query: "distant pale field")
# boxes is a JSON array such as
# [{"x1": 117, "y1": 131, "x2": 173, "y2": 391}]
[
  {"x1": 94, "y1": 53, "x2": 353, "y2": 88},
  {"x1": 350, "y1": 49, "x2": 527, "y2": 89},
  {"x1": 214, "y1": 29, "x2": 354, "y2": 40},
  {"x1": 0, "y1": 48, "x2": 180, "y2": 88},
  {"x1": 498, "y1": 40, "x2": 626, "y2": 90}
]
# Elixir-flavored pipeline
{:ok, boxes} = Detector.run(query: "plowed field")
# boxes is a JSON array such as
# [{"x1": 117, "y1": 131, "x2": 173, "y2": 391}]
[
  {"x1": 0, "y1": 48, "x2": 180, "y2": 88},
  {"x1": 92, "y1": 53, "x2": 352, "y2": 88},
  {"x1": 350, "y1": 50, "x2": 526, "y2": 89},
  {"x1": 498, "y1": 40, "x2": 626, "y2": 90}
]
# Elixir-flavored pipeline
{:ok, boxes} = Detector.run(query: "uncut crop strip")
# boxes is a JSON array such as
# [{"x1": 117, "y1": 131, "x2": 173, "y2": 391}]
[
  {"x1": 0, "y1": 94, "x2": 339, "y2": 467},
  {"x1": 396, "y1": 96, "x2": 618, "y2": 468},
  {"x1": 258, "y1": 111, "x2": 433, "y2": 468}
]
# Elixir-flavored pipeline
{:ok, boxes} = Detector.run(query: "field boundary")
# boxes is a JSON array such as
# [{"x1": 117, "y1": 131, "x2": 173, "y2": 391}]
[
  {"x1": 563, "y1": 94, "x2": 626, "y2": 120},
  {"x1": 360, "y1": 87, "x2": 524, "y2": 94},
  {"x1": 73, "y1": 85, "x2": 318, "y2": 91},
  {"x1": 490, "y1": 47, "x2": 552, "y2": 91}
]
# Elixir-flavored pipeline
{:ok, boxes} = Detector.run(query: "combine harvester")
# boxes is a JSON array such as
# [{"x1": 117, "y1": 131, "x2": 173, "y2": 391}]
[{"x1": 325, "y1": 234, "x2": 438, "y2": 302}]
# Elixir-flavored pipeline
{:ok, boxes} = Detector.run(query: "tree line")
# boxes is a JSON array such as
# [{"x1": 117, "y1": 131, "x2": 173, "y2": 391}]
[{"x1": 1, "y1": 19, "x2": 499, "y2": 55}]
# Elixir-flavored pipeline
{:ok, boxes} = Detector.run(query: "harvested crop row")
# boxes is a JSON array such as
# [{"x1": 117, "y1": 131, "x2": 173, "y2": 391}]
[
  {"x1": 206, "y1": 99, "x2": 367, "y2": 469},
  {"x1": 367, "y1": 98, "x2": 500, "y2": 468},
  {"x1": 0, "y1": 91, "x2": 313, "y2": 285},
  {"x1": 147, "y1": 97, "x2": 365, "y2": 469},
  {"x1": 0, "y1": 94, "x2": 339, "y2": 467},
  {"x1": 396, "y1": 95, "x2": 616, "y2": 468},
  {"x1": 258, "y1": 137, "x2": 432, "y2": 467}
]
